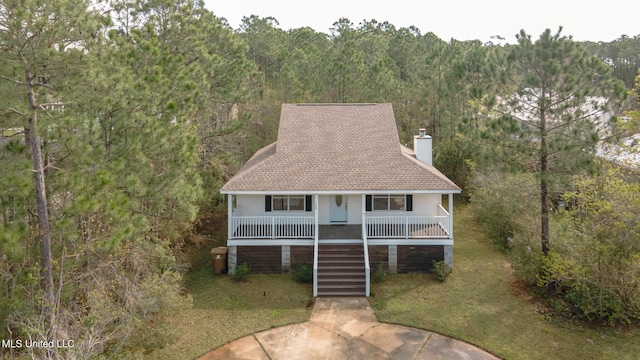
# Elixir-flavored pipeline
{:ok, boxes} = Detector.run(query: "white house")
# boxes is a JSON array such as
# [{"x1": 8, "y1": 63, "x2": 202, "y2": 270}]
[{"x1": 220, "y1": 103, "x2": 461, "y2": 296}]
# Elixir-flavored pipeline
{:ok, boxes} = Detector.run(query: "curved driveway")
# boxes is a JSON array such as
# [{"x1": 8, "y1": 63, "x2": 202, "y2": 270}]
[{"x1": 200, "y1": 297, "x2": 500, "y2": 360}]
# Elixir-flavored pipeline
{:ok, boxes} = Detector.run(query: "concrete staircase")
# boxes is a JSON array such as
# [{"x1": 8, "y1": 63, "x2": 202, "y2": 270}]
[{"x1": 317, "y1": 244, "x2": 366, "y2": 297}]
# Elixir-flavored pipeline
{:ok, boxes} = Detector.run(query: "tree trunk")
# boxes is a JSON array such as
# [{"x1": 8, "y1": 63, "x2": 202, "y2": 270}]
[
  {"x1": 539, "y1": 99, "x2": 550, "y2": 256},
  {"x1": 540, "y1": 170, "x2": 550, "y2": 255},
  {"x1": 26, "y1": 70, "x2": 57, "y2": 356}
]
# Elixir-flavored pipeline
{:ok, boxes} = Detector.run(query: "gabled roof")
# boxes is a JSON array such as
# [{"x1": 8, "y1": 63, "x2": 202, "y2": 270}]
[{"x1": 221, "y1": 103, "x2": 460, "y2": 193}]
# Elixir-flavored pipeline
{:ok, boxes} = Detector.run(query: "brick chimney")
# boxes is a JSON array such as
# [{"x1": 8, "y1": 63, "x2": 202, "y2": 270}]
[{"x1": 413, "y1": 128, "x2": 432, "y2": 166}]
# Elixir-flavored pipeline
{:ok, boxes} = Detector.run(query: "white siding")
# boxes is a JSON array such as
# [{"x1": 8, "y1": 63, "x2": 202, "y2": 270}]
[
  {"x1": 318, "y1": 195, "x2": 330, "y2": 224},
  {"x1": 234, "y1": 194, "x2": 264, "y2": 216},
  {"x1": 234, "y1": 193, "x2": 442, "y2": 219},
  {"x1": 347, "y1": 195, "x2": 362, "y2": 224},
  {"x1": 411, "y1": 193, "x2": 441, "y2": 216}
]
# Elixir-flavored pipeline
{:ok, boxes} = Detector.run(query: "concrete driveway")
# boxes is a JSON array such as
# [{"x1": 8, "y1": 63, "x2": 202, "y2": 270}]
[{"x1": 199, "y1": 297, "x2": 500, "y2": 360}]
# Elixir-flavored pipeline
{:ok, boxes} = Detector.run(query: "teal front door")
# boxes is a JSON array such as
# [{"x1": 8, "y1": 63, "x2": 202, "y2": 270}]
[{"x1": 330, "y1": 195, "x2": 348, "y2": 222}]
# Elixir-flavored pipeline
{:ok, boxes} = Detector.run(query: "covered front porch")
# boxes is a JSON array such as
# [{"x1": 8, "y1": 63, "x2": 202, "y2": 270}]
[
  {"x1": 225, "y1": 193, "x2": 455, "y2": 297},
  {"x1": 226, "y1": 193, "x2": 453, "y2": 242}
]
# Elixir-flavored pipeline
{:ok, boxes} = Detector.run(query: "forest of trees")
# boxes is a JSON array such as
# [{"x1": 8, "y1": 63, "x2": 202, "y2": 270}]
[{"x1": 1, "y1": 0, "x2": 639, "y2": 358}]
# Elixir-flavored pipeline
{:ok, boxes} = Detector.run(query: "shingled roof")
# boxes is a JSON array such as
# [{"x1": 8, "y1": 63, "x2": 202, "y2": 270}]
[{"x1": 220, "y1": 103, "x2": 460, "y2": 193}]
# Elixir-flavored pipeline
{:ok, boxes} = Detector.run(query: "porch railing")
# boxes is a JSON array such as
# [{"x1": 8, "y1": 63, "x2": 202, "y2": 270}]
[
  {"x1": 230, "y1": 216, "x2": 315, "y2": 239},
  {"x1": 231, "y1": 215, "x2": 450, "y2": 239},
  {"x1": 438, "y1": 203, "x2": 449, "y2": 217},
  {"x1": 365, "y1": 216, "x2": 450, "y2": 238}
]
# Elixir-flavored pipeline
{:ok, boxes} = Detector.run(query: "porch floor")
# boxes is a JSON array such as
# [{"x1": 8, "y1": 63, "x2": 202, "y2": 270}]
[{"x1": 319, "y1": 225, "x2": 362, "y2": 239}]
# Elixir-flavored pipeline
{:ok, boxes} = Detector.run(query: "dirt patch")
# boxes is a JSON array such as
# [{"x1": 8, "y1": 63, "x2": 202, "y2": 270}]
[{"x1": 508, "y1": 277, "x2": 535, "y2": 302}]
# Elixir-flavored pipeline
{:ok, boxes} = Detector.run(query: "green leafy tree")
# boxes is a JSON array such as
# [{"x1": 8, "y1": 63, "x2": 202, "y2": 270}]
[
  {"x1": 486, "y1": 28, "x2": 627, "y2": 255},
  {"x1": 540, "y1": 165, "x2": 640, "y2": 323}
]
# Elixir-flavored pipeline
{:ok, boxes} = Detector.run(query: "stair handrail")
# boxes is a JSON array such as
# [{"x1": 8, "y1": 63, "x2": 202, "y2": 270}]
[
  {"x1": 363, "y1": 233, "x2": 370, "y2": 297},
  {"x1": 313, "y1": 195, "x2": 319, "y2": 297},
  {"x1": 313, "y1": 232, "x2": 318, "y2": 297}
]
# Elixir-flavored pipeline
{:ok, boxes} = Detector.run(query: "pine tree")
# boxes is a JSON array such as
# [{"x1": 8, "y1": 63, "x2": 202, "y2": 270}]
[
  {"x1": 0, "y1": 1, "x2": 105, "y2": 353},
  {"x1": 1, "y1": 0, "x2": 255, "y2": 356},
  {"x1": 486, "y1": 28, "x2": 628, "y2": 255}
]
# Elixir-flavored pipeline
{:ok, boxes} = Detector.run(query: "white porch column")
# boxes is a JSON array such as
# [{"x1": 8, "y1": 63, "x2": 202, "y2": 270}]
[
  {"x1": 448, "y1": 193, "x2": 454, "y2": 238},
  {"x1": 227, "y1": 194, "x2": 233, "y2": 240},
  {"x1": 445, "y1": 193, "x2": 454, "y2": 268},
  {"x1": 314, "y1": 194, "x2": 319, "y2": 239},
  {"x1": 362, "y1": 194, "x2": 370, "y2": 297},
  {"x1": 361, "y1": 194, "x2": 366, "y2": 239},
  {"x1": 313, "y1": 194, "x2": 319, "y2": 297},
  {"x1": 227, "y1": 194, "x2": 237, "y2": 274}
]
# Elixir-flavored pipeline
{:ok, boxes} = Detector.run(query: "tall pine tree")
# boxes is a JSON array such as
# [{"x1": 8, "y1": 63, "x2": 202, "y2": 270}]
[
  {"x1": 486, "y1": 28, "x2": 627, "y2": 255},
  {"x1": 0, "y1": 1, "x2": 105, "y2": 354}
]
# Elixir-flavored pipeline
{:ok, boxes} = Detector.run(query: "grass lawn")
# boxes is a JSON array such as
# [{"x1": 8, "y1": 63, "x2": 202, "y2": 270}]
[
  {"x1": 145, "y1": 250, "x2": 314, "y2": 359},
  {"x1": 147, "y1": 205, "x2": 638, "y2": 359},
  {"x1": 369, "y1": 205, "x2": 639, "y2": 360}
]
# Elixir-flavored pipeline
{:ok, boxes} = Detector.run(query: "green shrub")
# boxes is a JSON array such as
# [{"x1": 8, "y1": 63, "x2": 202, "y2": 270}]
[
  {"x1": 532, "y1": 167, "x2": 640, "y2": 325},
  {"x1": 469, "y1": 171, "x2": 538, "y2": 251},
  {"x1": 538, "y1": 249, "x2": 640, "y2": 325},
  {"x1": 371, "y1": 264, "x2": 388, "y2": 284},
  {"x1": 509, "y1": 232, "x2": 544, "y2": 286},
  {"x1": 233, "y1": 263, "x2": 251, "y2": 282},
  {"x1": 292, "y1": 263, "x2": 313, "y2": 284},
  {"x1": 469, "y1": 170, "x2": 545, "y2": 285},
  {"x1": 565, "y1": 282, "x2": 628, "y2": 324},
  {"x1": 431, "y1": 260, "x2": 452, "y2": 282}
]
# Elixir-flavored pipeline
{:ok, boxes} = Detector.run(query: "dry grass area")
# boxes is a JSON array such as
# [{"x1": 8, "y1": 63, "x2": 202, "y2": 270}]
[{"x1": 369, "y1": 205, "x2": 640, "y2": 360}]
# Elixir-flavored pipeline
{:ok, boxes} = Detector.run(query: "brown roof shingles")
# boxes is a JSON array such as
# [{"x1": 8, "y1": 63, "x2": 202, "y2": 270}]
[{"x1": 221, "y1": 103, "x2": 460, "y2": 193}]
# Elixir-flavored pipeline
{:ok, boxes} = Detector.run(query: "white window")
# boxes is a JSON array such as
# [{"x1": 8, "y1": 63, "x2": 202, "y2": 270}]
[
  {"x1": 373, "y1": 195, "x2": 405, "y2": 211},
  {"x1": 273, "y1": 195, "x2": 305, "y2": 211}
]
